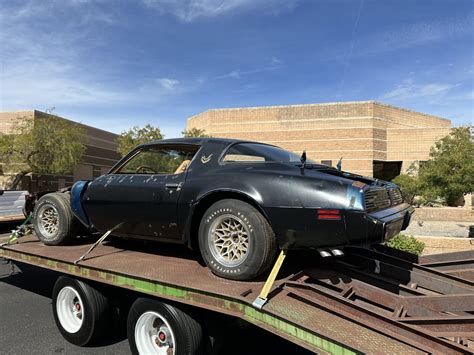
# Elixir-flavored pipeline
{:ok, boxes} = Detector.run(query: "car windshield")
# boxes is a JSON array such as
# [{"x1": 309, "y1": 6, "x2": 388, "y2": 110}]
[{"x1": 222, "y1": 143, "x2": 316, "y2": 164}]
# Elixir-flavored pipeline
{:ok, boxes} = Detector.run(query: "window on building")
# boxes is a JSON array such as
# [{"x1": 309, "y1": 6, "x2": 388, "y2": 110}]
[{"x1": 373, "y1": 161, "x2": 402, "y2": 181}]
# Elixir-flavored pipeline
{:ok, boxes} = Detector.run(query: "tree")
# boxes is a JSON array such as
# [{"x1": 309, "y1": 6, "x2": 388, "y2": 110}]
[
  {"x1": 0, "y1": 115, "x2": 86, "y2": 189},
  {"x1": 392, "y1": 165, "x2": 421, "y2": 205},
  {"x1": 182, "y1": 127, "x2": 210, "y2": 138},
  {"x1": 418, "y1": 126, "x2": 474, "y2": 206},
  {"x1": 116, "y1": 124, "x2": 164, "y2": 156}
]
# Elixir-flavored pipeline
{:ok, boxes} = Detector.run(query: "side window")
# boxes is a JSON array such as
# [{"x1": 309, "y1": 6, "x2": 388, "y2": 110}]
[
  {"x1": 223, "y1": 154, "x2": 265, "y2": 162},
  {"x1": 116, "y1": 145, "x2": 198, "y2": 175}
]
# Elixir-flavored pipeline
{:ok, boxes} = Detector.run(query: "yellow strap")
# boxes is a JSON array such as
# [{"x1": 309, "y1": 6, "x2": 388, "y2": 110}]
[{"x1": 257, "y1": 249, "x2": 287, "y2": 301}]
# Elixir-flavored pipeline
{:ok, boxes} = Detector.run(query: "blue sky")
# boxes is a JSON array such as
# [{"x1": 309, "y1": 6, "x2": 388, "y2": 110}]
[{"x1": 0, "y1": 0, "x2": 472, "y2": 137}]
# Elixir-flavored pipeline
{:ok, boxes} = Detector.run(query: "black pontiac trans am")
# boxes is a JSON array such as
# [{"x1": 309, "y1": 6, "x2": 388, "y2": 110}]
[{"x1": 32, "y1": 138, "x2": 414, "y2": 280}]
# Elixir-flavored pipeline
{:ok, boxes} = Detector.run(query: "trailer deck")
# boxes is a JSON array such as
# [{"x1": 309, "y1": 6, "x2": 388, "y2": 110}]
[{"x1": 1, "y1": 234, "x2": 473, "y2": 354}]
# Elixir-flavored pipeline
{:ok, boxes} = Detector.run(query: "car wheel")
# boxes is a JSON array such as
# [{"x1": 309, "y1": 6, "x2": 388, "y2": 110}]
[
  {"x1": 33, "y1": 192, "x2": 80, "y2": 245},
  {"x1": 198, "y1": 199, "x2": 277, "y2": 280},
  {"x1": 52, "y1": 276, "x2": 111, "y2": 346},
  {"x1": 127, "y1": 298, "x2": 204, "y2": 355}
]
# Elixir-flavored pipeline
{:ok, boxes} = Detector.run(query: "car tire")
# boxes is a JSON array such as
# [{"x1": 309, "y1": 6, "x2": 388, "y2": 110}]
[
  {"x1": 33, "y1": 192, "x2": 81, "y2": 245},
  {"x1": 198, "y1": 199, "x2": 277, "y2": 280},
  {"x1": 52, "y1": 276, "x2": 111, "y2": 346},
  {"x1": 127, "y1": 298, "x2": 204, "y2": 355}
]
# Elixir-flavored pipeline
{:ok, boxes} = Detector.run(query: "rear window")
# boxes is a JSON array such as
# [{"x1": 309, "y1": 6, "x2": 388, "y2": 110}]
[{"x1": 222, "y1": 143, "x2": 312, "y2": 164}]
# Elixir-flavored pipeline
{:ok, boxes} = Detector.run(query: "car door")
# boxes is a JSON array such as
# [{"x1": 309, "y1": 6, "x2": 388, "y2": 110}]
[{"x1": 82, "y1": 144, "x2": 199, "y2": 240}]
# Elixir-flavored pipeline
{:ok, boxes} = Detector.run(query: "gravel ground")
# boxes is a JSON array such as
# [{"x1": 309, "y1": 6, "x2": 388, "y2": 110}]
[{"x1": 405, "y1": 221, "x2": 472, "y2": 238}]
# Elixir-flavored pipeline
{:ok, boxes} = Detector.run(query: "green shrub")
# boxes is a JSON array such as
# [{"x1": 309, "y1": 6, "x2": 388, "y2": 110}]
[
  {"x1": 393, "y1": 173, "x2": 420, "y2": 205},
  {"x1": 385, "y1": 234, "x2": 425, "y2": 255}
]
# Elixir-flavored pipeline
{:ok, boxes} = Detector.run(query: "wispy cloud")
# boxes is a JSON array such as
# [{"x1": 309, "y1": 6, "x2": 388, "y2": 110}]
[
  {"x1": 214, "y1": 57, "x2": 284, "y2": 80},
  {"x1": 354, "y1": 12, "x2": 473, "y2": 57},
  {"x1": 157, "y1": 78, "x2": 180, "y2": 91},
  {"x1": 381, "y1": 79, "x2": 457, "y2": 101},
  {"x1": 142, "y1": 0, "x2": 299, "y2": 22},
  {"x1": 0, "y1": 1, "x2": 188, "y2": 110}
]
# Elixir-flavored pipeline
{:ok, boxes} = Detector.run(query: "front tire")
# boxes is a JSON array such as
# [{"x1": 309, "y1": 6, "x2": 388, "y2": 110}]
[
  {"x1": 52, "y1": 276, "x2": 111, "y2": 346},
  {"x1": 127, "y1": 298, "x2": 204, "y2": 355},
  {"x1": 33, "y1": 192, "x2": 80, "y2": 245},
  {"x1": 198, "y1": 199, "x2": 277, "y2": 280}
]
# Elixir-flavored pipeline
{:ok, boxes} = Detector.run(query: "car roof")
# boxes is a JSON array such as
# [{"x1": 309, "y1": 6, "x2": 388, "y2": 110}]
[{"x1": 140, "y1": 137, "x2": 261, "y2": 147}]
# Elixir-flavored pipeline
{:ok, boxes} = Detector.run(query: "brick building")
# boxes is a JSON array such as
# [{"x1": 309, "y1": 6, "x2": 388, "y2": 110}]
[
  {"x1": 0, "y1": 110, "x2": 121, "y2": 191},
  {"x1": 186, "y1": 101, "x2": 452, "y2": 179}
]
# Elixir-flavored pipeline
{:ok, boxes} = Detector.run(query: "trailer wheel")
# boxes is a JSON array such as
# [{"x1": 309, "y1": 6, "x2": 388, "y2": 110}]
[
  {"x1": 52, "y1": 276, "x2": 111, "y2": 346},
  {"x1": 128, "y1": 298, "x2": 204, "y2": 355},
  {"x1": 198, "y1": 199, "x2": 277, "y2": 280},
  {"x1": 33, "y1": 192, "x2": 81, "y2": 245}
]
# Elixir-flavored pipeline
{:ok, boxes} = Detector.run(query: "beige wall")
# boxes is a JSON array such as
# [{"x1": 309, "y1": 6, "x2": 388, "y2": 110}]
[
  {"x1": 187, "y1": 101, "x2": 451, "y2": 177},
  {"x1": 0, "y1": 110, "x2": 34, "y2": 134},
  {"x1": 0, "y1": 110, "x2": 121, "y2": 191}
]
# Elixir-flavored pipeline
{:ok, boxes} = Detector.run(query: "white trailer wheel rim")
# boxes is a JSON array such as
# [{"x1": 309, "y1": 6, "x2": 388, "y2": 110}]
[
  {"x1": 56, "y1": 286, "x2": 84, "y2": 334},
  {"x1": 135, "y1": 311, "x2": 176, "y2": 355}
]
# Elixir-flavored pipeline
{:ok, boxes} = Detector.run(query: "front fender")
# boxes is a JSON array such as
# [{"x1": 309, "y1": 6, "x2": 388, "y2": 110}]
[{"x1": 71, "y1": 180, "x2": 92, "y2": 228}]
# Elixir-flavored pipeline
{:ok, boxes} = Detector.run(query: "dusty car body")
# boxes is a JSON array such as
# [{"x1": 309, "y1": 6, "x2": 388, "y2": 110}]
[{"x1": 33, "y1": 138, "x2": 413, "y2": 280}]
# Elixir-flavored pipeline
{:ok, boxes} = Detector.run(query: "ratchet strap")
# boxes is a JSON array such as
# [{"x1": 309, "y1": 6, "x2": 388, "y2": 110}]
[
  {"x1": 0, "y1": 214, "x2": 33, "y2": 247},
  {"x1": 252, "y1": 249, "x2": 287, "y2": 309}
]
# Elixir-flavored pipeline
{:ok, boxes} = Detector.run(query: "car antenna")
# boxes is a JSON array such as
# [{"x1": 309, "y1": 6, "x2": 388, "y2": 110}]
[
  {"x1": 337, "y1": 157, "x2": 342, "y2": 171},
  {"x1": 300, "y1": 150, "x2": 307, "y2": 169}
]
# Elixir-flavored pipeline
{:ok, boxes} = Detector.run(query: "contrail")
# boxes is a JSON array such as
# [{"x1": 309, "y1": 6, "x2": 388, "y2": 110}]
[{"x1": 338, "y1": 0, "x2": 365, "y2": 94}]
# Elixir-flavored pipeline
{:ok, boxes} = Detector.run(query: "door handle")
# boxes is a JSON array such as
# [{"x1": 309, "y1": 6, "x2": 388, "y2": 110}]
[{"x1": 165, "y1": 183, "x2": 179, "y2": 189}]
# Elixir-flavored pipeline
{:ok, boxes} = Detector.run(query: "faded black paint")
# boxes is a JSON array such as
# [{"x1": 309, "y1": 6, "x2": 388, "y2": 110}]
[{"x1": 73, "y1": 138, "x2": 413, "y2": 249}]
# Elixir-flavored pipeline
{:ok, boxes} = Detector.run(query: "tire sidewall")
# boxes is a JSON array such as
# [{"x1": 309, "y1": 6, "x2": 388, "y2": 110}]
[
  {"x1": 198, "y1": 200, "x2": 267, "y2": 279},
  {"x1": 52, "y1": 277, "x2": 96, "y2": 346},
  {"x1": 33, "y1": 194, "x2": 70, "y2": 245},
  {"x1": 127, "y1": 299, "x2": 191, "y2": 355}
]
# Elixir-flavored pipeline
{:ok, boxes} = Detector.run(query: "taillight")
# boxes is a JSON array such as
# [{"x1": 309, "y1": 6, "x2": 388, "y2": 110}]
[{"x1": 317, "y1": 209, "x2": 341, "y2": 220}]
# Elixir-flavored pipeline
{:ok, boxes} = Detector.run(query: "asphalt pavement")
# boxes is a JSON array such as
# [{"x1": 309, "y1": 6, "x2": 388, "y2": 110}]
[{"x1": 0, "y1": 222, "x2": 311, "y2": 355}]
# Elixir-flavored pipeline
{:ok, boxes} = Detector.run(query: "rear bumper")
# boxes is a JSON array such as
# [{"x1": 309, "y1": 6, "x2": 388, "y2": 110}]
[
  {"x1": 267, "y1": 203, "x2": 415, "y2": 249},
  {"x1": 367, "y1": 203, "x2": 414, "y2": 242}
]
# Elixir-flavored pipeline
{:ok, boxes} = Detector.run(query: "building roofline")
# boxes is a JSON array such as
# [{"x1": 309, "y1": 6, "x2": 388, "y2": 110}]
[
  {"x1": 33, "y1": 110, "x2": 119, "y2": 137},
  {"x1": 0, "y1": 109, "x2": 35, "y2": 115},
  {"x1": 187, "y1": 100, "x2": 451, "y2": 124}
]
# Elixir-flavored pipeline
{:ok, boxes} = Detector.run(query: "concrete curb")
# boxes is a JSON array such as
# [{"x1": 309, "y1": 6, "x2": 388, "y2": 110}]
[{"x1": 415, "y1": 235, "x2": 474, "y2": 255}]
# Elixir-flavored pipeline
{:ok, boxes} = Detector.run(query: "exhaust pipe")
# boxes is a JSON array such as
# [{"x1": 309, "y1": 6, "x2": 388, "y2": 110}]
[
  {"x1": 318, "y1": 249, "x2": 332, "y2": 258},
  {"x1": 330, "y1": 248, "x2": 344, "y2": 257}
]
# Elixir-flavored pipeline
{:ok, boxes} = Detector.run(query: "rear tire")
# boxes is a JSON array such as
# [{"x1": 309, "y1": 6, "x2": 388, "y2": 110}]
[
  {"x1": 127, "y1": 298, "x2": 204, "y2": 355},
  {"x1": 33, "y1": 192, "x2": 81, "y2": 245},
  {"x1": 198, "y1": 199, "x2": 277, "y2": 280},
  {"x1": 52, "y1": 276, "x2": 111, "y2": 346}
]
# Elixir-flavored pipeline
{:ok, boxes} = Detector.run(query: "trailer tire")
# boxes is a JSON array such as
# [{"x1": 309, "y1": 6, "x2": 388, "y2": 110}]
[
  {"x1": 52, "y1": 276, "x2": 111, "y2": 346},
  {"x1": 33, "y1": 192, "x2": 81, "y2": 245},
  {"x1": 198, "y1": 199, "x2": 277, "y2": 280},
  {"x1": 128, "y1": 298, "x2": 204, "y2": 355}
]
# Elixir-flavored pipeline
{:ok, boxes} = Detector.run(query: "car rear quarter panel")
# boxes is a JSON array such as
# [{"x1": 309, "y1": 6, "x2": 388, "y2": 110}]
[{"x1": 181, "y1": 155, "x2": 364, "y2": 249}]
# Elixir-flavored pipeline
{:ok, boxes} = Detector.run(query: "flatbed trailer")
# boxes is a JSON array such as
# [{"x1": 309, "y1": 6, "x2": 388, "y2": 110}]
[{"x1": 1, "y1": 233, "x2": 474, "y2": 354}]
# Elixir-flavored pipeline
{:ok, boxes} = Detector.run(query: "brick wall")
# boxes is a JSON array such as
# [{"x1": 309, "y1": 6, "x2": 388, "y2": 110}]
[
  {"x1": 0, "y1": 110, "x2": 34, "y2": 134},
  {"x1": 187, "y1": 101, "x2": 451, "y2": 177},
  {"x1": 0, "y1": 110, "x2": 120, "y2": 191}
]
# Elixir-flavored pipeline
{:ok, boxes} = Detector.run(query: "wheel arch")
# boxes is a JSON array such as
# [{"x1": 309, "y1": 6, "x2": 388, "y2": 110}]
[{"x1": 185, "y1": 189, "x2": 272, "y2": 251}]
